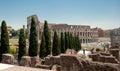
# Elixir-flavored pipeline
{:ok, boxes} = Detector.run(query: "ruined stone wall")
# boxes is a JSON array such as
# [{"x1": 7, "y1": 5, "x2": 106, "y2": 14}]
[
  {"x1": 60, "y1": 55, "x2": 83, "y2": 71},
  {"x1": 18, "y1": 54, "x2": 120, "y2": 71},
  {"x1": 111, "y1": 28, "x2": 120, "y2": 46},
  {"x1": 1, "y1": 54, "x2": 15, "y2": 64},
  {"x1": 60, "y1": 54, "x2": 120, "y2": 71}
]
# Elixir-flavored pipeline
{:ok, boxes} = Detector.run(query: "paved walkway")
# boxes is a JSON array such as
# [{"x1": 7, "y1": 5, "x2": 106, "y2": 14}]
[{"x1": 0, "y1": 63, "x2": 53, "y2": 71}]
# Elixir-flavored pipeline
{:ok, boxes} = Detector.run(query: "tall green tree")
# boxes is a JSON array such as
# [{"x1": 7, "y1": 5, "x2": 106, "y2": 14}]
[
  {"x1": 39, "y1": 33, "x2": 46, "y2": 58},
  {"x1": 60, "y1": 32, "x2": 65, "y2": 53},
  {"x1": 69, "y1": 33, "x2": 73, "y2": 49},
  {"x1": 64, "y1": 32, "x2": 68, "y2": 50},
  {"x1": 11, "y1": 29, "x2": 19, "y2": 38},
  {"x1": 76, "y1": 35, "x2": 82, "y2": 51},
  {"x1": 52, "y1": 31, "x2": 60, "y2": 56},
  {"x1": 18, "y1": 29, "x2": 26, "y2": 61},
  {"x1": 67, "y1": 32, "x2": 70, "y2": 49},
  {"x1": 73, "y1": 35, "x2": 82, "y2": 51},
  {"x1": 28, "y1": 17, "x2": 38, "y2": 57},
  {"x1": 43, "y1": 20, "x2": 51, "y2": 56},
  {"x1": 0, "y1": 20, "x2": 10, "y2": 61},
  {"x1": 73, "y1": 36, "x2": 77, "y2": 51}
]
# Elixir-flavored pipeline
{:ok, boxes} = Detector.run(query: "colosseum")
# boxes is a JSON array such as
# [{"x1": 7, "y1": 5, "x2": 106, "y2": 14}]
[{"x1": 27, "y1": 15, "x2": 98, "y2": 43}]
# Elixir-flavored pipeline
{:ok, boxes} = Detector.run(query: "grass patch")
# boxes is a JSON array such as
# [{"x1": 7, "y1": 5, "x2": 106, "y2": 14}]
[{"x1": 82, "y1": 45, "x2": 103, "y2": 50}]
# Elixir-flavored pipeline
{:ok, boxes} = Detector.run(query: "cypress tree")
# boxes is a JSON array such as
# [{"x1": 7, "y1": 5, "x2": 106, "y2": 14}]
[
  {"x1": 76, "y1": 35, "x2": 82, "y2": 51},
  {"x1": 29, "y1": 17, "x2": 38, "y2": 57},
  {"x1": 74, "y1": 36, "x2": 78, "y2": 51},
  {"x1": 72, "y1": 36, "x2": 76, "y2": 51},
  {"x1": 18, "y1": 29, "x2": 26, "y2": 61},
  {"x1": 74, "y1": 36, "x2": 77, "y2": 50},
  {"x1": 67, "y1": 32, "x2": 70, "y2": 49},
  {"x1": 64, "y1": 32, "x2": 66, "y2": 50},
  {"x1": 39, "y1": 33, "x2": 46, "y2": 58},
  {"x1": 73, "y1": 35, "x2": 82, "y2": 51},
  {"x1": 0, "y1": 20, "x2": 10, "y2": 61},
  {"x1": 64, "y1": 32, "x2": 69, "y2": 50},
  {"x1": 43, "y1": 20, "x2": 51, "y2": 56},
  {"x1": 69, "y1": 33, "x2": 73, "y2": 49},
  {"x1": 52, "y1": 31, "x2": 60, "y2": 56},
  {"x1": 60, "y1": 32, "x2": 65, "y2": 53}
]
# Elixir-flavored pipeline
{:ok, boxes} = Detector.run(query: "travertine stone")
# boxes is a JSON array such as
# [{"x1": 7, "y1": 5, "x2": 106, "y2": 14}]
[
  {"x1": 31, "y1": 56, "x2": 41, "y2": 67},
  {"x1": 109, "y1": 49, "x2": 119, "y2": 60},
  {"x1": 2, "y1": 54, "x2": 14, "y2": 64},
  {"x1": 20, "y1": 56, "x2": 31, "y2": 67}
]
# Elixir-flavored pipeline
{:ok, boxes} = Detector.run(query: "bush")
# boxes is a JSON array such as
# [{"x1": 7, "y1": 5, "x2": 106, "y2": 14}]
[{"x1": 10, "y1": 45, "x2": 17, "y2": 54}]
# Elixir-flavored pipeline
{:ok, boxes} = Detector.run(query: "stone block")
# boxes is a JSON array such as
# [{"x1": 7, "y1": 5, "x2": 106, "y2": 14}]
[
  {"x1": 89, "y1": 54, "x2": 100, "y2": 61},
  {"x1": 31, "y1": 56, "x2": 41, "y2": 67},
  {"x1": 105, "y1": 56, "x2": 119, "y2": 63},
  {"x1": 100, "y1": 52, "x2": 111, "y2": 56},
  {"x1": 51, "y1": 65, "x2": 61, "y2": 71},
  {"x1": 109, "y1": 49, "x2": 119, "y2": 60},
  {"x1": 36, "y1": 65, "x2": 51, "y2": 70},
  {"x1": 20, "y1": 56, "x2": 31, "y2": 67},
  {"x1": 44, "y1": 56, "x2": 60, "y2": 66},
  {"x1": 2, "y1": 53, "x2": 14, "y2": 64},
  {"x1": 60, "y1": 54, "x2": 83, "y2": 71},
  {"x1": 99, "y1": 56, "x2": 105, "y2": 62}
]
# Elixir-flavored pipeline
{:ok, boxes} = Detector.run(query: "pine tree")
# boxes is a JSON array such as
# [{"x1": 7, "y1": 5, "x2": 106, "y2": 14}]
[
  {"x1": 60, "y1": 32, "x2": 65, "y2": 53},
  {"x1": 43, "y1": 20, "x2": 51, "y2": 56},
  {"x1": 52, "y1": 31, "x2": 60, "y2": 56},
  {"x1": 39, "y1": 33, "x2": 46, "y2": 58},
  {"x1": 29, "y1": 17, "x2": 38, "y2": 57},
  {"x1": 18, "y1": 29, "x2": 26, "y2": 61},
  {"x1": 0, "y1": 20, "x2": 10, "y2": 61}
]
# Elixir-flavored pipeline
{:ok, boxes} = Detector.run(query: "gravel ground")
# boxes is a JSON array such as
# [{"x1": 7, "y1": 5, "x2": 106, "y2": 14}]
[{"x1": 0, "y1": 63, "x2": 53, "y2": 71}]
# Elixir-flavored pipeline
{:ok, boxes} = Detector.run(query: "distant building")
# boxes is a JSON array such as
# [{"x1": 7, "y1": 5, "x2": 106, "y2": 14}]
[
  {"x1": 110, "y1": 28, "x2": 120, "y2": 46},
  {"x1": 103, "y1": 30, "x2": 111, "y2": 37},
  {"x1": 91, "y1": 28, "x2": 99, "y2": 42},
  {"x1": 91, "y1": 27, "x2": 104, "y2": 37},
  {"x1": 27, "y1": 15, "x2": 40, "y2": 43},
  {"x1": 0, "y1": 26, "x2": 12, "y2": 36},
  {"x1": 91, "y1": 27, "x2": 111, "y2": 38},
  {"x1": 27, "y1": 15, "x2": 99, "y2": 43}
]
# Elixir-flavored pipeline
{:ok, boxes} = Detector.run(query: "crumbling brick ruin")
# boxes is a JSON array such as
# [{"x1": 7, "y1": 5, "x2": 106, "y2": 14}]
[
  {"x1": 2, "y1": 53, "x2": 120, "y2": 71},
  {"x1": 111, "y1": 28, "x2": 120, "y2": 46},
  {"x1": 36, "y1": 54, "x2": 119, "y2": 71}
]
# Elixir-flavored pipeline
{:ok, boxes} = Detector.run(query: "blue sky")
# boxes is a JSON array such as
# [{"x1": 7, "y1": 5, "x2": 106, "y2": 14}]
[{"x1": 0, "y1": 0, "x2": 120, "y2": 30}]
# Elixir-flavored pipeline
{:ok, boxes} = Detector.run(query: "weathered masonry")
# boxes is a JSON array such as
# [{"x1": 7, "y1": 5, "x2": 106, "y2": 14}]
[
  {"x1": 27, "y1": 15, "x2": 99, "y2": 43},
  {"x1": 110, "y1": 28, "x2": 120, "y2": 46}
]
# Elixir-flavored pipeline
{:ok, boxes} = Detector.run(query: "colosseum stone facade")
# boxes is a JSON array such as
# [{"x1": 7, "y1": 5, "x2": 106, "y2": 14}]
[{"x1": 27, "y1": 15, "x2": 98, "y2": 43}]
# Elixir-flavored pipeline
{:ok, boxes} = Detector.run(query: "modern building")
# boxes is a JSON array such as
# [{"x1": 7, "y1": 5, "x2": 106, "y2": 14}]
[{"x1": 27, "y1": 15, "x2": 99, "y2": 43}]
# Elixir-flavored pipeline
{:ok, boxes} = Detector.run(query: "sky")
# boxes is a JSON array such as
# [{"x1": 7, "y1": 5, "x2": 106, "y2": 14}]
[{"x1": 0, "y1": 0, "x2": 120, "y2": 30}]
